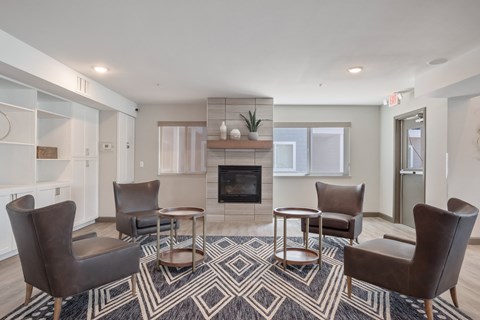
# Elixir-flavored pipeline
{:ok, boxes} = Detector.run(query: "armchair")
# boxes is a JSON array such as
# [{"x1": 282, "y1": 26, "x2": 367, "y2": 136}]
[
  {"x1": 302, "y1": 181, "x2": 365, "y2": 245},
  {"x1": 344, "y1": 198, "x2": 478, "y2": 320},
  {"x1": 6, "y1": 195, "x2": 141, "y2": 320},
  {"x1": 113, "y1": 180, "x2": 178, "y2": 241}
]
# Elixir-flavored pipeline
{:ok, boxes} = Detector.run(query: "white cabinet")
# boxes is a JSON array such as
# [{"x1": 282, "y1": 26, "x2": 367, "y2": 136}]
[
  {"x1": 71, "y1": 159, "x2": 98, "y2": 227},
  {"x1": 72, "y1": 103, "x2": 99, "y2": 158},
  {"x1": 117, "y1": 112, "x2": 135, "y2": 183},
  {"x1": 36, "y1": 183, "x2": 71, "y2": 208},
  {"x1": 0, "y1": 187, "x2": 35, "y2": 258}
]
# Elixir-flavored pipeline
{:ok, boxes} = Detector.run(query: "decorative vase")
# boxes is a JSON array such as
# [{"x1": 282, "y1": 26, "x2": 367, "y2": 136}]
[
  {"x1": 248, "y1": 132, "x2": 258, "y2": 140},
  {"x1": 230, "y1": 129, "x2": 241, "y2": 140},
  {"x1": 220, "y1": 121, "x2": 227, "y2": 140}
]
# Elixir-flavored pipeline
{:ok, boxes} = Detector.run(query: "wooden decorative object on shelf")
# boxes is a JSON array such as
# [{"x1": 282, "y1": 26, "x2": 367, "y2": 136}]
[
  {"x1": 207, "y1": 140, "x2": 272, "y2": 149},
  {"x1": 37, "y1": 146, "x2": 58, "y2": 159}
]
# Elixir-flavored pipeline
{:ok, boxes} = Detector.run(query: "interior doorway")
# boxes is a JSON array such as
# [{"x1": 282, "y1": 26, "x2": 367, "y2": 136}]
[{"x1": 394, "y1": 109, "x2": 426, "y2": 228}]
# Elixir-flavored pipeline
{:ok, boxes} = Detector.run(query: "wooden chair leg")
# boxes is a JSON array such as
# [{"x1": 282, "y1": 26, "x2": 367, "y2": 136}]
[
  {"x1": 450, "y1": 286, "x2": 459, "y2": 307},
  {"x1": 424, "y1": 299, "x2": 433, "y2": 320},
  {"x1": 346, "y1": 276, "x2": 352, "y2": 298},
  {"x1": 131, "y1": 274, "x2": 137, "y2": 296},
  {"x1": 355, "y1": 237, "x2": 359, "y2": 244},
  {"x1": 349, "y1": 239, "x2": 353, "y2": 246},
  {"x1": 118, "y1": 232, "x2": 123, "y2": 240},
  {"x1": 53, "y1": 297, "x2": 63, "y2": 320},
  {"x1": 24, "y1": 283, "x2": 33, "y2": 305}
]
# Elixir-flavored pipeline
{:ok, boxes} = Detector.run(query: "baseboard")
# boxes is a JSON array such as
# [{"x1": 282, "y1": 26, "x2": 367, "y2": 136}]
[
  {"x1": 364, "y1": 212, "x2": 394, "y2": 223},
  {"x1": 95, "y1": 217, "x2": 116, "y2": 223},
  {"x1": 469, "y1": 237, "x2": 480, "y2": 245}
]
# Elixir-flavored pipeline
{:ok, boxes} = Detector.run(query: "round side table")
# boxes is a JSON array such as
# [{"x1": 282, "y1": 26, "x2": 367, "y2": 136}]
[
  {"x1": 156, "y1": 207, "x2": 206, "y2": 272},
  {"x1": 273, "y1": 207, "x2": 322, "y2": 269}
]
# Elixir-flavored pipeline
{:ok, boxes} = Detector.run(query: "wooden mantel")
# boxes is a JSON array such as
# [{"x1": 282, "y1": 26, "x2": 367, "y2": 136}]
[{"x1": 207, "y1": 140, "x2": 273, "y2": 149}]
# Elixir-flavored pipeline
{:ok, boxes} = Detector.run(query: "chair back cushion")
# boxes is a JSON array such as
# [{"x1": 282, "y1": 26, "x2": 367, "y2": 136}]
[
  {"x1": 316, "y1": 181, "x2": 365, "y2": 216},
  {"x1": 410, "y1": 198, "x2": 478, "y2": 298},
  {"x1": 6, "y1": 195, "x2": 76, "y2": 295},
  {"x1": 113, "y1": 180, "x2": 160, "y2": 213}
]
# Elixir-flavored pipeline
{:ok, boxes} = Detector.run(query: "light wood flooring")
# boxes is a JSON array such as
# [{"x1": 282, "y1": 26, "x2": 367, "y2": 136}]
[{"x1": 1, "y1": 217, "x2": 479, "y2": 318}]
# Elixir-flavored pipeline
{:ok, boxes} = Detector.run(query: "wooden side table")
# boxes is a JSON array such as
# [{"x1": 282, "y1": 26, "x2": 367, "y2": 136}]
[
  {"x1": 273, "y1": 207, "x2": 322, "y2": 269},
  {"x1": 156, "y1": 207, "x2": 206, "y2": 272}
]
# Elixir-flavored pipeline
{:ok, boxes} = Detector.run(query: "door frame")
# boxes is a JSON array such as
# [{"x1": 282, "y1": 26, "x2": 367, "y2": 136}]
[{"x1": 393, "y1": 107, "x2": 426, "y2": 224}]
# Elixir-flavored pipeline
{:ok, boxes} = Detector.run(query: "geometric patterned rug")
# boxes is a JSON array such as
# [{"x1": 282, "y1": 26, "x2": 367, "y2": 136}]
[{"x1": 1, "y1": 235, "x2": 471, "y2": 320}]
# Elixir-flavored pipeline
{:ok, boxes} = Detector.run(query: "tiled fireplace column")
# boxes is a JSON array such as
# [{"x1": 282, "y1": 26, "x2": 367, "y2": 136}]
[{"x1": 206, "y1": 98, "x2": 274, "y2": 223}]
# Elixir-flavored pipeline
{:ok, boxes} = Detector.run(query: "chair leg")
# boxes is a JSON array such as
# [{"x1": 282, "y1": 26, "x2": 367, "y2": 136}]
[
  {"x1": 131, "y1": 274, "x2": 137, "y2": 296},
  {"x1": 346, "y1": 276, "x2": 352, "y2": 298},
  {"x1": 53, "y1": 297, "x2": 63, "y2": 320},
  {"x1": 424, "y1": 299, "x2": 433, "y2": 320},
  {"x1": 450, "y1": 286, "x2": 459, "y2": 307},
  {"x1": 24, "y1": 283, "x2": 33, "y2": 305},
  {"x1": 349, "y1": 239, "x2": 353, "y2": 246},
  {"x1": 118, "y1": 232, "x2": 123, "y2": 240},
  {"x1": 355, "y1": 237, "x2": 359, "y2": 244}
]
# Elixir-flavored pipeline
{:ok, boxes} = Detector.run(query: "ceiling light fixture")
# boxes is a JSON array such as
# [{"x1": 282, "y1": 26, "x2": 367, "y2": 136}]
[
  {"x1": 93, "y1": 66, "x2": 109, "y2": 73},
  {"x1": 348, "y1": 66, "x2": 363, "y2": 74},
  {"x1": 427, "y1": 58, "x2": 448, "y2": 65}
]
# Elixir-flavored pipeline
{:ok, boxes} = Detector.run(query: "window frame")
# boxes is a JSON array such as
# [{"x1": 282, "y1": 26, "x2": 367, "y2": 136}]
[
  {"x1": 157, "y1": 121, "x2": 207, "y2": 175},
  {"x1": 273, "y1": 122, "x2": 351, "y2": 177}
]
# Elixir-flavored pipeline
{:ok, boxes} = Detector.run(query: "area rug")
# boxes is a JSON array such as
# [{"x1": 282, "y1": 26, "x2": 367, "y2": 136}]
[{"x1": 2, "y1": 235, "x2": 471, "y2": 320}]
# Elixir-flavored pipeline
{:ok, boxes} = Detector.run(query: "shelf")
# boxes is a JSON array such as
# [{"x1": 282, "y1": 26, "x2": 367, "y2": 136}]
[
  {"x1": 0, "y1": 101, "x2": 35, "y2": 113},
  {"x1": 0, "y1": 141, "x2": 34, "y2": 146},
  {"x1": 36, "y1": 158, "x2": 70, "y2": 161},
  {"x1": 207, "y1": 140, "x2": 272, "y2": 149},
  {"x1": 37, "y1": 109, "x2": 70, "y2": 119}
]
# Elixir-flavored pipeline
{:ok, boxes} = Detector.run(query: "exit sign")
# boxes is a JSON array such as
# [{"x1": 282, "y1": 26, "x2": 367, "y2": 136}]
[{"x1": 388, "y1": 93, "x2": 400, "y2": 107}]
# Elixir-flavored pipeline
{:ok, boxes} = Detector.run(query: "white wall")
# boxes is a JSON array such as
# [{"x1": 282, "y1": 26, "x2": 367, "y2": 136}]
[
  {"x1": 447, "y1": 96, "x2": 480, "y2": 237},
  {"x1": 273, "y1": 105, "x2": 380, "y2": 212},
  {"x1": 378, "y1": 93, "x2": 448, "y2": 217},
  {"x1": 134, "y1": 104, "x2": 207, "y2": 208}
]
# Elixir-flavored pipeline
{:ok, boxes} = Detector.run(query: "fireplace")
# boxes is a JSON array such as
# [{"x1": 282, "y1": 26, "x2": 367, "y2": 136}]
[{"x1": 218, "y1": 165, "x2": 261, "y2": 203}]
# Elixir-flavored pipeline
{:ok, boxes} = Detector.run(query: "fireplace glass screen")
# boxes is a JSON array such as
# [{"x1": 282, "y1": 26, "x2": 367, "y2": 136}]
[{"x1": 218, "y1": 165, "x2": 261, "y2": 203}]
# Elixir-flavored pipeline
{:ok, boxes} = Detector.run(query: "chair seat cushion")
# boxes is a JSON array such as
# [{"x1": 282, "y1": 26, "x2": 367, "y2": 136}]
[
  {"x1": 322, "y1": 212, "x2": 352, "y2": 230},
  {"x1": 128, "y1": 210, "x2": 174, "y2": 228}
]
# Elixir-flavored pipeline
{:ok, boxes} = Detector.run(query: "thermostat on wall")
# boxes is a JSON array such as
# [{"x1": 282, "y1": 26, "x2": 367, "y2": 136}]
[{"x1": 100, "y1": 141, "x2": 114, "y2": 152}]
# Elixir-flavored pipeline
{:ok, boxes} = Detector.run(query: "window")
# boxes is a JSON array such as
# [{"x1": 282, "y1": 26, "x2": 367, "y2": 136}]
[
  {"x1": 274, "y1": 123, "x2": 350, "y2": 176},
  {"x1": 158, "y1": 122, "x2": 207, "y2": 174}
]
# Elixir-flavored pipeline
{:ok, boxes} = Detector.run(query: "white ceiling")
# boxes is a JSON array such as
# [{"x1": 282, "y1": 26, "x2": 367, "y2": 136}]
[{"x1": 1, "y1": 0, "x2": 480, "y2": 106}]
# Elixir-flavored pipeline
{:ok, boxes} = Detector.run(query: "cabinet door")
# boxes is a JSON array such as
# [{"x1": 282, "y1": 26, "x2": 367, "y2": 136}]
[
  {"x1": 72, "y1": 160, "x2": 86, "y2": 225},
  {"x1": 84, "y1": 159, "x2": 98, "y2": 221},
  {"x1": 84, "y1": 107, "x2": 99, "y2": 158},
  {"x1": 36, "y1": 188, "x2": 55, "y2": 208},
  {"x1": 71, "y1": 160, "x2": 98, "y2": 226},
  {"x1": 71, "y1": 105, "x2": 86, "y2": 158},
  {"x1": 72, "y1": 104, "x2": 99, "y2": 158},
  {"x1": 0, "y1": 194, "x2": 14, "y2": 256},
  {"x1": 55, "y1": 186, "x2": 71, "y2": 203},
  {"x1": 117, "y1": 113, "x2": 135, "y2": 183}
]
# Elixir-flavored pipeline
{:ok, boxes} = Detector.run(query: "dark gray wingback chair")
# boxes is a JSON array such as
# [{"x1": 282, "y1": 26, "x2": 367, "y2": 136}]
[
  {"x1": 6, "y1": 195, "x2": 141, "y2": 320},
  {"x1": 344, "y1": 198, "x2": 478, "y2": 320},
  {"x1": 302, "y1": 181, "x2": 365, "y2": 245},
  {"x1": 113, "y1": 180, "x2": 178, "y2": 241}
]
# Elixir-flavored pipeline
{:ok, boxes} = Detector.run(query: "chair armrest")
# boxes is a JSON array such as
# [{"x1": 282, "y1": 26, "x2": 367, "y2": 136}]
[
  {"x1": 72, "y1": 232, "x2": 97, "y2": 242},
  {"x1": 383, "y1": 234, "x2": 416, "y2": 245}
]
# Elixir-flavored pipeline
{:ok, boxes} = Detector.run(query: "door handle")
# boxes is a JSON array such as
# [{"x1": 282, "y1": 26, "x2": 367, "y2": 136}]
[{"x1": 400, "y1": 170, "x2": 423, "y2": 175}]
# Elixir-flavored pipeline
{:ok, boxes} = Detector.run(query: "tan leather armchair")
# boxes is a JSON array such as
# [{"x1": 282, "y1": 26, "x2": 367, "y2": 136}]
[
  {"x1": 113, "y1": 180, "x2": 178, "y2": 241},
  {"x1": 344, "y1": 198, "x2": 478, "y2": 320},
  {"x1": 6, "y1": 195, "x2": 141, "y2": 320},
  {"x1": 302, "y1": 181, "x2": 365, "y2": 245}
]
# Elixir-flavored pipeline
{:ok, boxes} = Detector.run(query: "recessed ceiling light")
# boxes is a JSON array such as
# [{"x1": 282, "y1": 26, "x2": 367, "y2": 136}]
[
  {"x1": 427, "y1": 58, "x2": 448, "y2": 65},
  {"x1": 348, "y1": 66, "x2": 363, "y2": 74},
  {"x1": 93, "y1": 66, "x2": 109, "y2": 73}
]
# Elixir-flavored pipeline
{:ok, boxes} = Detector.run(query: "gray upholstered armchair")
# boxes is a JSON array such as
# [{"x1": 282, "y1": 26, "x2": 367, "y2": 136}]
[
  {"x1": 344, "y1": 198, "x2": 478, "y2": 320},
  {"x1": 113, "y1": 180, "x2": 178, "y2": 241},
  {"x1": 6, "y1": 195, "x2": 141, "y2": 320},
  {"x1": 302, "y1": 181, "x2": 365, "y2": 245}
]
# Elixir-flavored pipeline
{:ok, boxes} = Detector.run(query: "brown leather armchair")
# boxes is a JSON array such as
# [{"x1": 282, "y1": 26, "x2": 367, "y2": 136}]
[
  {"x1": 113, "y1": 180, "x2": 178, "y2": 241},
  {"x1": 6, "y1": 195, "x2": 141, "y2": 320},
  {"x1": 302, "y1": 181, "x2": 365, "y2": 245},
  {"x1": 344, "y1": 198, "x2": 478, "y2": 320}
]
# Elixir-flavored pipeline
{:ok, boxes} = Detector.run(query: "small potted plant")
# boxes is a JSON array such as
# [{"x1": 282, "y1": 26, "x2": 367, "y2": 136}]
[{"x1": 240, "y1": 108, "x2": 262, "y2": 140}]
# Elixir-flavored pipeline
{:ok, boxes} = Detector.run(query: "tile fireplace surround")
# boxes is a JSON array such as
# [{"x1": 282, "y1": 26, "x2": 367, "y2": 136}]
[{"x1": 206, "y1": 97, "x2": 273, "y2": 223}]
